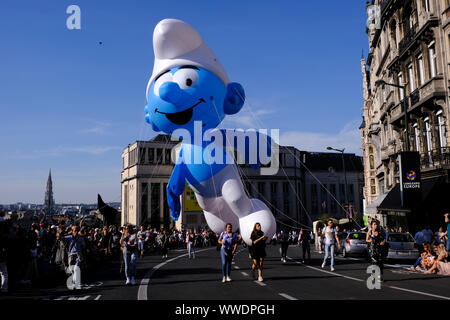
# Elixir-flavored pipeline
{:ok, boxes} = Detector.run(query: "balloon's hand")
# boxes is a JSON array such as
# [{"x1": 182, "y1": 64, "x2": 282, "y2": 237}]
[
  {"x1": 224, "y1": 82, "x2": 245, "y2": 115},
  {"x1": 167, "y1": 188, "x2": 181, "y2": 221}
]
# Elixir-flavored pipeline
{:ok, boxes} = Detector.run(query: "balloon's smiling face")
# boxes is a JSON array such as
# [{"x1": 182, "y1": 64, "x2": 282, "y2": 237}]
[{"x1": 146, "y1": 66, "x2": 227, "y2": 135}]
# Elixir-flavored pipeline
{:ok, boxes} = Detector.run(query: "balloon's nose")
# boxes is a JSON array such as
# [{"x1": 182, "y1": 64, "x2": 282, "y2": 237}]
[{"x1": 159, "y1": 82, "x2": 186, "y2": 104}]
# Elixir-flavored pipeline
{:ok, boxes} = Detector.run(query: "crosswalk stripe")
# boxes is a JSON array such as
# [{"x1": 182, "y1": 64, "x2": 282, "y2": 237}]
[{"x1": 279, "y1": 293, "x2": 298, "y2": 300}]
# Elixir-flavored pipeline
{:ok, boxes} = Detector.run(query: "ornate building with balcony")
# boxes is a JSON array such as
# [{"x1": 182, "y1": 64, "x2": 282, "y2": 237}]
[{"x1": 361, "y1": 0, "x2": 450, "y2": 230}]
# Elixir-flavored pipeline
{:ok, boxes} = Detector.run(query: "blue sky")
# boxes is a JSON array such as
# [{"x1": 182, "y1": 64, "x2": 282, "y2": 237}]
[{"x1": 0, "y1": 0, "x2": 369, "y2": 204}]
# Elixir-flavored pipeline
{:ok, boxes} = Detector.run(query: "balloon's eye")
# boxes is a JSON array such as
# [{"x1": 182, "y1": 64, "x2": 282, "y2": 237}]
[
  {"x1": 173, "y1": 68, "x2": 198, "y2": 89},
  {"x1": 153, "y1": 73, "x2": 173, "y2": 97}
]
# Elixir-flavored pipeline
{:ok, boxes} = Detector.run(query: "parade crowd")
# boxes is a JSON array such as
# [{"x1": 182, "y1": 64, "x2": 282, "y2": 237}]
[{"x1": 0, "y1": 211, "x2": 218, "y2": 294}]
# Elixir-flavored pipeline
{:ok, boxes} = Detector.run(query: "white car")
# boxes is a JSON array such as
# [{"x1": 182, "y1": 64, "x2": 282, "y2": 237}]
[{"x1": 386, "y1": 232, "x2": 419, "y2": 261}]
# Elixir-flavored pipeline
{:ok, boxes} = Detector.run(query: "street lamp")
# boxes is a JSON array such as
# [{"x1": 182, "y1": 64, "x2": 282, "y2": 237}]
[
  {"x1": 326, "y1": 146, "x2": 349, "y2": 218},
  {"x1": 374, "y1": 79, "x2": 410, "y2": 151}
]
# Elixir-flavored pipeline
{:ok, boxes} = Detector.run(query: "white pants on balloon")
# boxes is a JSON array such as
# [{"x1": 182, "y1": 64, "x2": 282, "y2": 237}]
[{"x1": 190, "y1": 164, "x2": 276, "y2": 245}]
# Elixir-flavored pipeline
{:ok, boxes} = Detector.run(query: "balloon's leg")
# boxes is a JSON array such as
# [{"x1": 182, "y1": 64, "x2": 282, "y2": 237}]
[
  {"x1": 221, "y1": 170, "x2": 276, "y2": 246},
  {"x1": 196, "y1": 194, "x2": 239, "y2": 234}
]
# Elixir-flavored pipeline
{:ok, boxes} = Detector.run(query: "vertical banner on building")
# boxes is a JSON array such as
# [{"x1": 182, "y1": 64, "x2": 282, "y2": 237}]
[
  {"x1": 184, "y1": 183, "x2": 202, "y2": 212},
  {"x1": 398, "y1": 151, "x2": 421, "y2": 208}
]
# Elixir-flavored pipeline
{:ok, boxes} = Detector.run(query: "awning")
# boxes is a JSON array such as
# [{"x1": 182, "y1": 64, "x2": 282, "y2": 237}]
[
  {"x1": 364, "y1": 193, "x2": 388, "y2": 214},
  {"x1": 378, "y1": 177, "x2": 443, "y2": 212}
]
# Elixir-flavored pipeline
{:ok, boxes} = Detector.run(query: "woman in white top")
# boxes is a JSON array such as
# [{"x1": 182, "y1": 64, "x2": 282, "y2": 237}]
[{"x1": 321, "y1": 219, "x2": 341, "y2": 271}]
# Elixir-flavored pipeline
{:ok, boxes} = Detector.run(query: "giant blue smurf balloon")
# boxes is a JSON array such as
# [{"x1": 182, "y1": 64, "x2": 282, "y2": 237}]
[{"x1": 145, "y1": 19, "x2": 276, "y2": 245}]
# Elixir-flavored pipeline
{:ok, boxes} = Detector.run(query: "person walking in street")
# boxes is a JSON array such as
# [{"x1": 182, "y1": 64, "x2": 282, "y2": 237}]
[
  {"x1": 159, "y1": 229, "x2": 169, "y2": 259},
  {"x1": 218, "y1": 223, "x2": 238, "y2": 283},
  {"x1": 321, "y1": 219, "x2": 340, "y2": 271},
  {"x1": 280, "y1": 230, "x2": 289, "y2": 263},
  {"x1": 64, "y1": 225, "x2": 86, "y2": 290},
  {"x1": 250, "y1": 223, "x2": 267, "y2": 282},
  {"x1": 366, "y1": 219, "x2": 387, "y2": 282},
  {"x1": 299, "y1": 228, "x2": 311, "y2": 263},
  {"x1": 137, "y1": 226, "x2": 147, "y2": 259},
  {"x1": 186, "y1": 229, "x2": 196, "y2": 259},
  {"x1": 120, "y1": 225, "x2": 137, "y2": 285}
]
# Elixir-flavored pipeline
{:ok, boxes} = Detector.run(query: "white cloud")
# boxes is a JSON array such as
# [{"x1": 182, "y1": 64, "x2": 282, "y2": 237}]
[
  {"x1": 280, "y1": 120, "x2": 362, "y2": 155},
  {"x1": 221, "y1": 106, "x2": 274, "y2": 128},
  {"x1": 79, "y1": 120, "x2": 112, "y2": 135}
]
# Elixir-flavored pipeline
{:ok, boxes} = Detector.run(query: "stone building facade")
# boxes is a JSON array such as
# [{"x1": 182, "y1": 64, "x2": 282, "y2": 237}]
[{"x1": 361, "y1": 0, "x2": 450, "y2": 229}]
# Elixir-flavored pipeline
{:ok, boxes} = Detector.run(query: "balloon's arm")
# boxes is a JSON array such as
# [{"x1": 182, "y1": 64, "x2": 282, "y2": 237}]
[
  {"x1": 220, "y1": 129, "x2": 274, "y2": 170},
  {"x1": 167, "y1": 161, "x2": 186, "y2": 221}
]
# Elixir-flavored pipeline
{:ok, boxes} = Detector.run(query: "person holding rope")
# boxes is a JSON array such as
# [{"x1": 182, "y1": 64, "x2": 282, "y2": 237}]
[
  {"x1": 366, "y1": 219, "x2": 387, "y2": 282},
  {"x1": 299, "y1": 228, "x2": 311, "y2": 263},
  {"x1": 250, "y1": 222, "x2": 267, "y2": 282},
  {"x1": 218, "y1": 223, "x2": 238, "y2": 283}
]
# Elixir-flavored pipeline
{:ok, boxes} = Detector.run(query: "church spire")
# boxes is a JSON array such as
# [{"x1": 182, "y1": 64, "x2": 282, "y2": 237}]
[{"x1": 44, "y1": 169, "x2": 54, "y2": 215}]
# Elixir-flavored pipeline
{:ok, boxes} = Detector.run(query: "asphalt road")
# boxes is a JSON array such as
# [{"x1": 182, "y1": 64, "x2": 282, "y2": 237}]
[{"x1": 3, "y1": 245, "x2": 450, "y2": 300}]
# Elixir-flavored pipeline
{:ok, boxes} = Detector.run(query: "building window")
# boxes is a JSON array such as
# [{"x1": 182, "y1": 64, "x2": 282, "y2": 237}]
[
  {"x1": 428, "y1": 44, "x2": 436, "y2": 78},
  {"x1": 165, "y1": 149, "x2": 171, "y2": 164},
  {"x1": 425, "y1": 117, "x2": 433, "y2": 153},
  {"x1": 418, "y1": 55, "x2": 425, "y2": 86},
  {"x1": 330, "y1": 184, "x2": 337, "y2": 214},
  {"x1": 398, "y1": 73, "x2": 404, "y2": 100},
  {"x1": 382, "y1": 85, "x2": 387, "y2": 103},
  {"x1": 141, "y1": 183, "x2": 148, "y2": 226},
  {"x1": 369, "y1": 155, "x2": 375, "y2": 170},
  {"x1": 257, "y1": 182, "x2": 265, "y2": 201},
  {"x1": 283, "y1": 199, "x2": 290, "y2": 215},
  {"x1": 414, "y1": 123, "x2": 421, "y2": 152},
  {"x1": 408, "y1": 64, "x2": 415, "y2": 92},
  {"x1": 311, "y1": 184, "x2": 317, "y2": 198},
  {"x1": 370, "y1": 179, "x2": 376, "y2": 195},
  {"x1": 139, "y1": 148, "x2": 146, "y2": 164},
  {"x1": 423, "y1": 0, "x2": 430, "y2": 11},
  {"x1": 384, "y1": 122, "x2": 389, "y2": 144},
  {"x1": 150, "y1": 183, "x2": 161, "y2": 228},
  {"x1": 156, "y1": 148, "x2": 163, "y2": 164},
  {"x1": 437, "y1": 110, "x2": 447, "y2": 149},
  {"x1": 282, "y1": 182, "x2": 289, "y2": 193},
  {"x1": 270, "y1": 182, "x2": 277, "y2": 193},
  {"x1": 349, "y1": 184, "x2": 354, "y2": 202},
  {"x1": 148, "y1": 148, "x2": 155, "y2": 164}
]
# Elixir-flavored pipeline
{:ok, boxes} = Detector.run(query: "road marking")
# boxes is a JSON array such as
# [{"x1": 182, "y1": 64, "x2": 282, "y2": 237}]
[
  {"x1": 232, "y1": 262, "x2": 235, "y2": 265},
  {"x1": 287, "y1": 257, "x2": 364, "y2": 282},
  {"x1": 387, "y1": 286, "x2": 450, "y2": 300},
  {"x1": 279, "y1": 293, "x2": 298, "y2": 300},
  {"x1": 77, "y1": 295, "x2": 90, "y2": 300},
  {"x1": 234, "y1": 265, "x2": 240, "y2": 269},
  {"x1": 287, "y1": 256, "x2": 450, "y2": 300},
  {"x1": 54, "y1": 296, "x2": 68, "y2": 300},
  {"x1": 138, "y1": 248, "x2": 213, "y2": 300},
  {"x1": 94, "y1": 295, "x2": 101, "y2": 300},
  {"x1": 254, "y1": 280, "x2": 266, "y2": 286},
  {"x1": 240, "y1": 272, "x2": 248, "y2": 276}
]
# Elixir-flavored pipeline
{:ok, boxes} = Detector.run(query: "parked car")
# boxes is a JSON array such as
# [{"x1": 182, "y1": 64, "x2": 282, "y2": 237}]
[
  {"x1": 339, "y1": 232, "x2": 369, "y2": 258},
  {"x1": 385, "y1": 232, "x2": 419, "y2": 261}
]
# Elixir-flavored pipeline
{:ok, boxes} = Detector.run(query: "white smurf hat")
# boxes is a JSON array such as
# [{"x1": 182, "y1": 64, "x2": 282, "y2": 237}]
[{"x1": 146, "y1": 18, "x2": 230, "y2": 99}]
